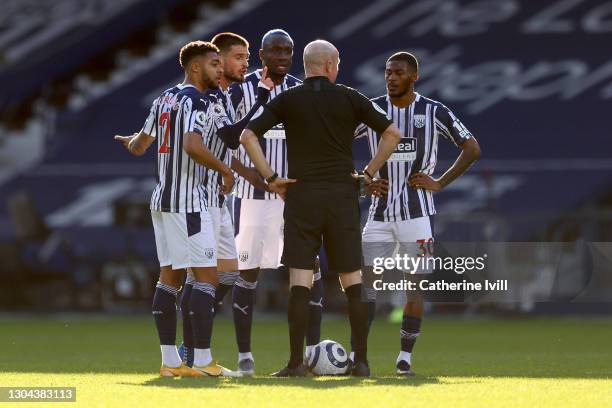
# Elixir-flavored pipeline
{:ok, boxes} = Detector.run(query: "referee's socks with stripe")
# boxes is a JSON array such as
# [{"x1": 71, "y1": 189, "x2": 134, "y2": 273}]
[
  {"x1": 345, "y1": 283, "x2": 369, "y2": 364},
  {"x1": 288, "y1": 285, "x2": 311, "y2": 369}
]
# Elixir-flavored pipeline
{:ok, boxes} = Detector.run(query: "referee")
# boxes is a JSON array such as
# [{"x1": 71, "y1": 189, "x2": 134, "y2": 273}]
[{"x1": 239, "y1": 40, "x2": 401, "y2": 377}]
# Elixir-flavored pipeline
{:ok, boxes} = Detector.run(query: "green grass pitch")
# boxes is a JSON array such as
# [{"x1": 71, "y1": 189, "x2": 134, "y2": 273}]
[{"x1": 1, "y1": 316, "x2": 611, "y2": 407}]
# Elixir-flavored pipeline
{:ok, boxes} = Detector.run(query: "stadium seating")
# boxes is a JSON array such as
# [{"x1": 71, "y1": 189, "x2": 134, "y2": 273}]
[{"x1": 1, "y1": 0, "x2": 611, "y2": 309}]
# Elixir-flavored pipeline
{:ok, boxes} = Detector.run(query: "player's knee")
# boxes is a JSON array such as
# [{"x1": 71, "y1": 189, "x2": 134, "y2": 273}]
[
  {"x1": 218, "y1": 258, "x2": 238, "y2": 273},
  {"x1": 339, "y1": 270, "x2": 362, "y2": 289},
  {"x1": 191, "y1": 267, "x2": 219, "y2": 286},
  {"x1": 239, "y1": 268, "x2": 259, "y2": 283},
  {"x1": 158, "y1": 266, "x2": 182, "y2": 289},
  {"x1": 289, "y1": 268, "x2": 314, "y2": 288}
]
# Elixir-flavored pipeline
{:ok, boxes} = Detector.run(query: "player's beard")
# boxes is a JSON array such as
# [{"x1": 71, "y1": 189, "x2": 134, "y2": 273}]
[
  {"x1": 224, "y1": 72, "x2": 243, "y2": 83},
  {"x1": 203, "y1": 73, "x2": 219, "y2": 90},
  {"x1": 388, "y1": 85, "x2": 410, "y2": 98}
]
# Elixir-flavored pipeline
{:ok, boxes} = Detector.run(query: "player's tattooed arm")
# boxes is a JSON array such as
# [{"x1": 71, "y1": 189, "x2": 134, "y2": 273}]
[
  {"x1": 184, "y1": 131, "x2": 235, "y2": 193},
  {"x1": 409, "y1": 136, "x2": 481, "y2": 191},
  {"x1": 114, "y1": 131, "x2": 154, "y2": 156},
  {"x1": 230, "y1": 157, "x2": 269, "y2": 191}
]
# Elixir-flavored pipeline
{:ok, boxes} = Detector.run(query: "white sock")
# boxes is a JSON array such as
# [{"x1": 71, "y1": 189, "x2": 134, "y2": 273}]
[
  {"x1": 160, "y1": 345, "x2": 182, "y2": 368},
  {"x1": 304, "y1": 345, "x2": 314, "y2": 358},
  {"x1": 397, "y1": 351, "x2": 412, "y2": 365},
  {"x1": 238, "y1": 352, "x2": 254, "y2": 362},
  {"x1": 194, "y1": 348, "x2": 212, "y2": 367}
]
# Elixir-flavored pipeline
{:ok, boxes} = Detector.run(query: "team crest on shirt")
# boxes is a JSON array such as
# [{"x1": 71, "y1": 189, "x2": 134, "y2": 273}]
[
  {"x1": 205, "y1": 248, "x2": 215, "y2": 259},
  {"x1": 196, "y1": 111, "x2": 206, "y2": 125},
  {"x1": 172, "y1": 102, "x2": 180, "y2": 111},
  {"x1": 414, "y1": 114, "x2": 426, "y2": 129},
  {"x1": 213, "y1": 103, "x2": 224, "y2": 115},
  {"x1": 239, "y1": 251, "x2": 249, "y2": 263}
]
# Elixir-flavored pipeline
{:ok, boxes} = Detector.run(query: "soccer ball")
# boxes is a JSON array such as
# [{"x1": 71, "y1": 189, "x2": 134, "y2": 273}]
[{"x1": 307, "y1": 340, "x2": 350, "y2": 375}]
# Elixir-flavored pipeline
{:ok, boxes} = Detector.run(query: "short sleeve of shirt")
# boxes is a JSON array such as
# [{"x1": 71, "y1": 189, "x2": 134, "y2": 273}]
[
  {"x1": 141, "y1": 98, "x2": 158, "y2": 138},
  {"x1": 434, "y1": 104, "x2": 472, "y2": 146},
  {"x1": 246, "y1": 94, "x2": 283, "y2": 138},
  {"x1": 229, "y1": 82, "x2": 246, "y2": 120},
  {"x1": 185, "y1": 95, "x2": 207, "y2": 137},
  {"x1": 353, "y1": 90, "x2": 392, "y2": 134},
  {"x1": 208, "y1": 94, "x2": 233, "y2": 131}
]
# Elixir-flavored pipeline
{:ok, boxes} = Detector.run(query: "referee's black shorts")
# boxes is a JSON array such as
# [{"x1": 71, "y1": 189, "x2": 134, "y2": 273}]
[{"x1": 281, "y1": 181, "x2": 362, "y2": 273}]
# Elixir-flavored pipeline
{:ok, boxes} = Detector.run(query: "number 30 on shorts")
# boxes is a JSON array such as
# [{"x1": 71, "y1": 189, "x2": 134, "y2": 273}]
[{"x1": 416, "y1": 238, "x2": 434, "y2": 257}]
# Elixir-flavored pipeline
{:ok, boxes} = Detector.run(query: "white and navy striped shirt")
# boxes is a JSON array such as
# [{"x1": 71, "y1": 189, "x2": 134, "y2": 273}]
[
  {"x1": 230, "y1": 69, "x2": 301, "y2": 200},
  {"x1": 201, "y1": 88, "x2": 234, "y2": 208},
  {"x1": 142, "y1": 83, "x2": 225, "y2": 213},
  {"x1": 356, "y1": 93, "x2": 473, "y2": 222}
]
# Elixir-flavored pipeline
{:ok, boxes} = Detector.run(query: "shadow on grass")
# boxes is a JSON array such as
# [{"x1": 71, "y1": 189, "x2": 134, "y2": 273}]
[{"x1": 126, "y1": 374, "x2": 444, "y2": 389}]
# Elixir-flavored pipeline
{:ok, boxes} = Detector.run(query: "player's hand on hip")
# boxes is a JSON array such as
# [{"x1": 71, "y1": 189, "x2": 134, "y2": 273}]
[
  {"x1": 268, "y1": 178, "x2": 297, "y2": 200},
  {"x1": 114, "y1": 133, "x2": 136, "y2": 149},
  {"x1": 366, "y1": 178, "x2": 389, "y2": 197},
  {"x1": 221, "y1": 171, "x2": 235, "y2": 194},
  {"x1": 408, "y1": 172, "x2": 441, "y2": 192}
]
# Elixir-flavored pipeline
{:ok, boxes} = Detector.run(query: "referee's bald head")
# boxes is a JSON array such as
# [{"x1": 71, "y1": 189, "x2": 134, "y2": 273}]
[{"x1": 303, "y1": 40, "x2": 340, "y2": 82}]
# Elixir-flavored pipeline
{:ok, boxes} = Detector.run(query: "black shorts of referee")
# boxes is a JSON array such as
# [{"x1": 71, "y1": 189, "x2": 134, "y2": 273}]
[{"x1": 282, "y1": 180, "x2": 361, "y2": 273}]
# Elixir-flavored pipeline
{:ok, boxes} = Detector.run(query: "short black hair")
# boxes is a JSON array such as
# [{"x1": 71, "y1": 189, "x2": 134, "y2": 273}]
[
  {"x1": 179, "y1": 41, "x2": 219, "y2": 69},
  {"x1": 211, "y1": 32, "x2": 249, "y2": 53},
  {"x1": 387, "y1": 52, "x2": 419, "y2": 72},
  {"x1": 261, "y1": 29, "x2": 293, "y2": 48}
]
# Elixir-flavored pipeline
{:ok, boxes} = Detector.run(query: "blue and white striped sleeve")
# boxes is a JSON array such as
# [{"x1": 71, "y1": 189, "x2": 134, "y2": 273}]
[
  {"x1": 434, "y1": 105, "x2": 472, "y2": 146},
  {"x1": 210, "y1": 97, "x2": 233, "y2": 130},
  {"x1": 185, "y1": 96, "x2": 207, "y2": 137},
  {"x1": 141, "y1": 98, "x2": 158, "y2": 137},
  {"x1": 354, "y1": 123, "x2": 368, "y2": 139}
]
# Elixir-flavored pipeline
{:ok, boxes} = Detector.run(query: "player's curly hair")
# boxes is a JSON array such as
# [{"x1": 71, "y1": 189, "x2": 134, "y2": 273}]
[
  {"x1": 211, "y1": 32, "x2": 249, "y2": 53},
  {"x1": 179, "y1": 41, "x2": 220, "y2": 69},
  {"x1": 387, "y1": 52, "x2": 419, "y2": 73}
]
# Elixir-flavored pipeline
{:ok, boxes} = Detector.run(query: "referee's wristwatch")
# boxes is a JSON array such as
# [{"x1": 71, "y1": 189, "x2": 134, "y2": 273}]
[{"x1": 265, "y1": 172, "x2": 279, "y2": 185}]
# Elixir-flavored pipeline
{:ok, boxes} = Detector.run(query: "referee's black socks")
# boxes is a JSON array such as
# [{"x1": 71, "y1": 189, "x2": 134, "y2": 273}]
[
  {"x1": 345, "y1": 283, "x2": 368, "y2": 364},
  {"x1": 288, "y1": 285, "x2": 311, "y2": 369}
]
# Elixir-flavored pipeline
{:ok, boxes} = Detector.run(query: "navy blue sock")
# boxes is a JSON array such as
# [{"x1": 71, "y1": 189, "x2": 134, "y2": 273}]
[
  {"x1": 190, "y1": 282, "x2": 216, "y2": 349},
  {"x1": 152, "y1": 282, "x2": 179, "y2": 345},
  {"x1": 215, "y1": 271, "x2": 238, "y2": 315},
  {"x1": 180, "y1": 282, "x2": 194, "y2": 365},
  {"x1": 232, "y1": 277, "x2": 256, "y2": 353},
  {"x1": 306, "y1": 274, "x2": 323, "y2": 346},
  {"x1": 400, "y1": 316, "x2": 422, "y2": 353},
  {"x1": 214, "y1": 284, "x2": 233, "y2": 316}
]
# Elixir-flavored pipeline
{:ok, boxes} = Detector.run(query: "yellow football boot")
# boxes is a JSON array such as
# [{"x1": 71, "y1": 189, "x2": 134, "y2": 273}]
[
  {"x1": 159, "y1": 364, "x2": 196, "y2": 377},
  {"x1": 190, "y1": 361, "x2": 242, "y2": 377}
]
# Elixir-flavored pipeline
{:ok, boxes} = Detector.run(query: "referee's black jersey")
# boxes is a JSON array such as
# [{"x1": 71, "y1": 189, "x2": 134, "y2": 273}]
[{"x1": 246, "y1": 76, "x2": 392, "y2": 184}]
